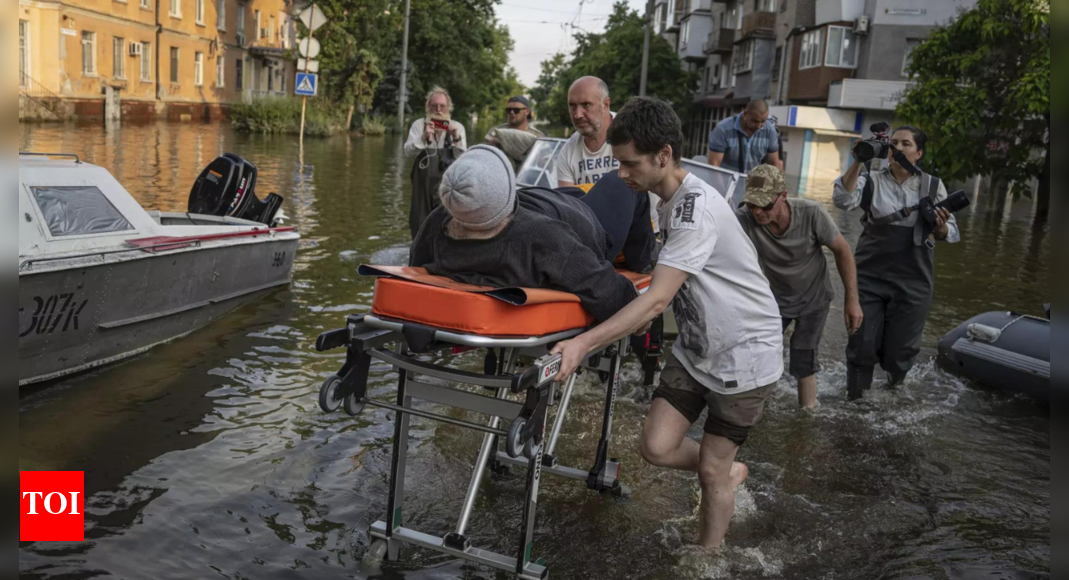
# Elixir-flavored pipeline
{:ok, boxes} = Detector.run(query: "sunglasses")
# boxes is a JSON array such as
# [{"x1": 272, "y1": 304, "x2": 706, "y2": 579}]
[
  {"x1": 505, "y1": 107, "x2": 528, "y2": 114},
  {"x1": 746, "y1": 199, "x2": 778, "y2": 212}
]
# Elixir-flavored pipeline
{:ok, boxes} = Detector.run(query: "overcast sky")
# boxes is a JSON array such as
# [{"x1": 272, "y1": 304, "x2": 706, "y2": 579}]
[{"x1": 498, "y1": 0, "x2": 647, "y2": 89}]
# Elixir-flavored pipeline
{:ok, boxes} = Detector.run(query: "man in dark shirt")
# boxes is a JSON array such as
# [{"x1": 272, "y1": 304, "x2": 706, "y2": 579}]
[{"x1": 409, "y1": 145, "x2": 637, "y2": 322}]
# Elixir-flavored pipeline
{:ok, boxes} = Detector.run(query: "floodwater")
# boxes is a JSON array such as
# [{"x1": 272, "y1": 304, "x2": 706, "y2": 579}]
[{"x1": 19, "y1": 123, "x2": 1049, "y2": 580}]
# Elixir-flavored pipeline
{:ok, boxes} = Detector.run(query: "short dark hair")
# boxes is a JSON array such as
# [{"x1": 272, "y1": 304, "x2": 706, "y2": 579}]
[
  {"x1": 606, "y1": 96, "x2": 684, "y2": 161},
  {"x1": 893, "y1": 125, "x2": 928, "y2": 154}
]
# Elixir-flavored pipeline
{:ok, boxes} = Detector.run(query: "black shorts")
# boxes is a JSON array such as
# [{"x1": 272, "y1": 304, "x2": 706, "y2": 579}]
[
  {"x1": 652, "y1": 356, "x2": 774, "y2": 446},
  {"x1": 781, "y1": 301, "x2": 831, "y2": 379}
]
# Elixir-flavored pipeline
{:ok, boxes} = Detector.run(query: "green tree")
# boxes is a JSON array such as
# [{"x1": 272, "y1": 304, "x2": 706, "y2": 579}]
[
  {"x1": 302, "y1": 0, "x2": 398, "y2": 129},
  {"x1": 896, "y1": 0, "x2": 1049, "y2": 221},
  {"x1": 532, "y1": 2, "x2": 697, "y2": 127},
  {"x1": 372, "y1": 0, "x2": 517, "y2": 123}
]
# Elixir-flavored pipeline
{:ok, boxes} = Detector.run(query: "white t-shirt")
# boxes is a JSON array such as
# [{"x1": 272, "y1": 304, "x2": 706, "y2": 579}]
[
  {"x1": 657, "y1": 173, "x2": 784, "y2": 394},
  {"x1": 556, "y1": 132, "x2": 619, "y2": 186}
]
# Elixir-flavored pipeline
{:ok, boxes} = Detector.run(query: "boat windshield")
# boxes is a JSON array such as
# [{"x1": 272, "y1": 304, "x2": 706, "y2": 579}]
[
  {"x1": 516, "y1": 139, "x2": 566, "y2": 188},
  {"x1": 31, "y1": 186, "x2": 135, "y2": 237}
]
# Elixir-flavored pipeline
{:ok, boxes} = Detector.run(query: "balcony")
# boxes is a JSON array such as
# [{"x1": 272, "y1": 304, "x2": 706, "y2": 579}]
[
  {"x1": 742, "y1": 10, "x2": 775, "y2": 38},
  {"x1": 703, "y1": 27, "x2": 735, "y2": 54},
  {"x1": 827, "y1": 78, "x2": 911, "y2": 111}
]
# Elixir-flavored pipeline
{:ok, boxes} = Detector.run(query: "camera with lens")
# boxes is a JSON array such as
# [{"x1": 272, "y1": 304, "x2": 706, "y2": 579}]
[
  {"x1": 918, "y1": 190, "x2": 970, "y2": 227},
  {"x1": 853, "y1": 122, "x2": 892, "y2": 163}
]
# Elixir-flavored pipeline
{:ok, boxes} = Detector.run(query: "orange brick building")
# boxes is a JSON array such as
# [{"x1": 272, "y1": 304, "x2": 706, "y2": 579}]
[{"x1": 19, "y1": 0, "x2": 298, "y2": 121}]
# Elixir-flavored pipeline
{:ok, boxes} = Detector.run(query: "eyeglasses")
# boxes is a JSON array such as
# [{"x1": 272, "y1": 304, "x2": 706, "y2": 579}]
[
  {"x1": 428, "y1": 103, "x2": 449, "y2": 111},
  {"x1": 505, "y1": 107, "x2": 528, "y2": 114}
]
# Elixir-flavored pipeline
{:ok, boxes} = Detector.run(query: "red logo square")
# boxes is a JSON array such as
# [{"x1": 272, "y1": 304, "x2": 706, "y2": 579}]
[{"x1": 20, "y1": 471, "x2": 85, "y2": 542}]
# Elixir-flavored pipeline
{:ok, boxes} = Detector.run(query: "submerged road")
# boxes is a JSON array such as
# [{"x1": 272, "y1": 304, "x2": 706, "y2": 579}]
[{"x1": 19, "y1": 123, "x2": 1049, "y2": 580}]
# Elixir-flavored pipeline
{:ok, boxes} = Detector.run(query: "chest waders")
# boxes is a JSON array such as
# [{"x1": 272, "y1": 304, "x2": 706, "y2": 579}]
[
  {"x1": 846, "y1": 172, "x2": 941, "y2": 400},
  {"x1": 409, "y1": 134, "x2": 456, "y2": 239}
]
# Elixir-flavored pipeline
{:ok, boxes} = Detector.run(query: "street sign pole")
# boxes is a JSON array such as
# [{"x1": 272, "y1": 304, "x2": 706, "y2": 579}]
[{"x1": 298, "y1": 3, "x2": 318, "y2": 152}]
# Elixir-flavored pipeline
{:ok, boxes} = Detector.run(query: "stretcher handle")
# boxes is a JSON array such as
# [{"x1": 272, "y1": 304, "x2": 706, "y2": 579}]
[{"x1": 511, "y1": 353, "x2": 563, "y2": 393}]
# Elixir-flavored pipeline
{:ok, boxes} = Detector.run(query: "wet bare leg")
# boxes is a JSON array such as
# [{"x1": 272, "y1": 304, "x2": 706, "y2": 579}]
[
  {"x1": 697, "y1": 433, "x2": 741, "y2": 550},
  {"x1": 797, "y1": 374, "x2": 818, "y2": 409},
  {"x1": 639, "y1": 398, "x2": 700, "y2": 472}
]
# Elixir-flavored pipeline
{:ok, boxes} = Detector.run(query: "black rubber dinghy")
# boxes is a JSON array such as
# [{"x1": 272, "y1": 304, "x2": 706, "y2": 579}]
[{"x1": 937, "y1": 310, "x2": 1050, "y2": 403}]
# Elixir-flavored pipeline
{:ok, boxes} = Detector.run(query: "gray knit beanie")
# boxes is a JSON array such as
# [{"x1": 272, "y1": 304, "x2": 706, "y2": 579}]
[{"x1": 438, "y1": 144, "x2": 517, "y2": 231}]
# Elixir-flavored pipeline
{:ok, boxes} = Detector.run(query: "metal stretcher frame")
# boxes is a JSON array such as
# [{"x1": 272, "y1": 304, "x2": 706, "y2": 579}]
[{"x1": 315, "y1": 313, "x2": 632, "y2": 579}]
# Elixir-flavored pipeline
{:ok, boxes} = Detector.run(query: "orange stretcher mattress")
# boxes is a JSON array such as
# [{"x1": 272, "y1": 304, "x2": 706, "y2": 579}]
[{"x1": 360, "y1": 265, "x2": 651, "y2": 337}]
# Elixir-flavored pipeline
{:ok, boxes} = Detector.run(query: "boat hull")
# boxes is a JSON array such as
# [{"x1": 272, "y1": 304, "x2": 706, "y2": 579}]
[
  {"x1": 937, "y1": 311, "x2": 1050, "y2": 403},
  {"x1": 18, "y1": 238, "x2": 298, "y2": 386}
]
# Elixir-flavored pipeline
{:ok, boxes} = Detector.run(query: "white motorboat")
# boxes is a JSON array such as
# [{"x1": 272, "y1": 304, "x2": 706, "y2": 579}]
[{"x1": 18, "y1": 152, "x2": 301, "y2": 386}]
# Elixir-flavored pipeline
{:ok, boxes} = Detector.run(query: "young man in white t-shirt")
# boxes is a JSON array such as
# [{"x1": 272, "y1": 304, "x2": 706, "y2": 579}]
[{"x1": 551, "y1": 97, "x2": 783, "y2": 551}]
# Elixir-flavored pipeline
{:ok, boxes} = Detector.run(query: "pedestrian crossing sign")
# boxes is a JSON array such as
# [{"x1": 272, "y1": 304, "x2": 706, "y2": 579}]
[{"x1": 295, "y1": 73, "x2": 317, "y2": 96}]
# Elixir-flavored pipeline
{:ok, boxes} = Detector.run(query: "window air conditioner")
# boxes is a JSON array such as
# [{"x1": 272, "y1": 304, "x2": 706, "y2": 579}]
[
  {"x1": 129, "y1": 42, "x2": 143, "y2": 56},
  {"x1": 854, "y1": 15, "x2": 870, "y2": 35}
]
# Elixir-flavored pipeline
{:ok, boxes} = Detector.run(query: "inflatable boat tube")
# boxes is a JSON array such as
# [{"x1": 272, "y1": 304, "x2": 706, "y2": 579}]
[{"x1": 937, "y1": 311, "x2": 1050, "y2": 402}]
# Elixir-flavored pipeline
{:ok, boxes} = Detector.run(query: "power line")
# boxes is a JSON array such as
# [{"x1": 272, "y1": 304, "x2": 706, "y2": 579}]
[{"x1": 498, "y1": 2, "x2": 612, "y2": 16}]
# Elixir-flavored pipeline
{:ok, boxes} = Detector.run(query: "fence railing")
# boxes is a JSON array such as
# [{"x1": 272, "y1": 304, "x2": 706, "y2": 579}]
[{"x1": 19, "y1": 73, "x2": 67, "y2": 120}]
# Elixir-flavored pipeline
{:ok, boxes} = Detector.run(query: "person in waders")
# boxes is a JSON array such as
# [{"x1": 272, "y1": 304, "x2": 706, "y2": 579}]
[
  {"x1": 833, "y1": 126, "x2": 960, "y2": 399},
  {"x1": 404, "y1": 86, "x2": 467, "y2": 239}
]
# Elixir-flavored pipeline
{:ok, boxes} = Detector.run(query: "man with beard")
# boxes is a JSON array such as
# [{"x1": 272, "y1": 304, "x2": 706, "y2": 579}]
[{"x1": 557, "y1": 76, "x2": 619, "y2": 187}]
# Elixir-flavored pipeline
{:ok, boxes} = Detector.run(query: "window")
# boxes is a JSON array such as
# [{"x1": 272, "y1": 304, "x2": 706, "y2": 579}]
[
  {"x1": 255, "y1": 10, "x2": 261, "y2": 39},
  {"x1": 31, "y1": 186, "x2": 134, "y2": 237},
  {"x1": 217, "y1": 0, "x2": 226, "y2": 29},
  {"x1": 772, "y1": 45, "x2": 783, "y2": 77},
  {"x1": 267, "y1": 64, "x2": 274, "y2": 91},
  {"x1": 170, "y1": 0, "x2": 181, "y2": 17},
  {"x1": 81, "y1": 31, "x2": 96, "y2": 75},
  {"x1": 195, "y1": 0, "x2": 205, "y2": 24},
  {"x1": 216, "y1": 55, "x2": 225, "y2": 87},
  {"x1": 169, "y1": 47, "x2": 179, "y2": 83},
  {"x1": 235, "y1": 58, "x2": 243, "y2": 90},
  {"x1": 112, "y1": 37, "x2": 125, "y2": 79},
  {"x1": 194, "y1": 52, "x2": 203, "y2": 86},
  {"x1": 902, "y1": 38, "x2": 921, "y2": 77},
  {"x1": 732, "y1": 39, "x2": 755, "y2": 74},
  {"x1": 140, "y1": 42, "x2": 151, "y2": 81},
  {"x1": 780, "y1": 0, "x2": 788, "y2": 13},
  {"x1": 825, "y1": 26, "x2": 858, "y2": 68},
  {"x1": 140, "y1": 0, "x2": 150, "y2": 8},
  {"x1": 756, "y1": 0, "x2": 775, "y2": 12},
  {"x1": 269, "y1": 14, "x2": 275, "y2": 43},
  {"x1": 19, "y1": 20, "x2": 29, "y2": 87},
  {"x1": 799, "y1": 28, "x2": 823, "y2": 70},
  {"x1": 237, "y1": 4, "x2": 246, "y2": 43}
]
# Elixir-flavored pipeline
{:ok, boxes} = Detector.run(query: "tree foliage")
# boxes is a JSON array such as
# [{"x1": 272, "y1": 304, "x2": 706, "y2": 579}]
[
  {"x1": 531, "y1": 2, "x2": 697, "y2": 126},
  {"x1": 297, "y1": 1, "x2": 518, "y2": 125},
  {"x1": 896, "y1": 0, "x2": 1049, "y2": 185}
]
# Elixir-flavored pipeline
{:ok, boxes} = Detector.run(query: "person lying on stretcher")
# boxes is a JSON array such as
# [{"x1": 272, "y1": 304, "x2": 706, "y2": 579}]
[{"x1": 409, "y1": 145, "x2": 638, "y2": 322}]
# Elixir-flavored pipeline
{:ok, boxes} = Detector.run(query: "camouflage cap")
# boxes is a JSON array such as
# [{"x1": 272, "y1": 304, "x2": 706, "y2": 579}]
[{"x1": 743, "y1": 164, "x2": 787, "y2": 207}]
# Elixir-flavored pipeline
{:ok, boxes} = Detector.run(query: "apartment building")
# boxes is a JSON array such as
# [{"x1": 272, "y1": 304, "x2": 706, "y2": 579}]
[
  {"x1": 18, "y1": 0, "x2": 297, "y2": 122},
  {"x1": 658, "y1": 0, "x2": 975, "y2": 191}
]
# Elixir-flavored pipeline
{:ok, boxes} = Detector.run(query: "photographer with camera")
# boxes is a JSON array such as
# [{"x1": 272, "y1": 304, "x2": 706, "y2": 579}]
[
  {"x1": 404, "y1": 86, "x2": 468, "y2": 238},
  {"x1": 833, "y1": 124, "x2": 963, "y2": 400}
]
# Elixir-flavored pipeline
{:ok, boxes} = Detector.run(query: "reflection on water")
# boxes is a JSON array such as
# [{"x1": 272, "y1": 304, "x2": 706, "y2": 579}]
[{"x1": 19, "y1": 123, "x2": 1049, "y2": 580}]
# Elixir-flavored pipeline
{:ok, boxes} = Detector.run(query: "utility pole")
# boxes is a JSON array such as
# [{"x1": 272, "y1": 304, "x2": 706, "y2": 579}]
[
  {"x1": 639, "y1": 0, "x2": 654, "y2": 96},
  {"x1": 397, "y1": 0, "x2": 411, "y2": 132}
]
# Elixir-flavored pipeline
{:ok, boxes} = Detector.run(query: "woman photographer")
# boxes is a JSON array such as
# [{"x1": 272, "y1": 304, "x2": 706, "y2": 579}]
[{"x1": 833, "y1": 126, "x2": 960, "y2": 400}]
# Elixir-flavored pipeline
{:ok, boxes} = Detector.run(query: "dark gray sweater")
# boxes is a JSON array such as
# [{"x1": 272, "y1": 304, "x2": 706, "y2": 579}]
[{"x1": 409, "y1": 196, "x2": 637, "y2": 322}]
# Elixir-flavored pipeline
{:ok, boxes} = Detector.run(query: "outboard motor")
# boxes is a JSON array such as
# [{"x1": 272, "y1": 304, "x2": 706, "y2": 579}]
[{"x1": 188, "y1": 153, "x2": 285, "y2": 225}]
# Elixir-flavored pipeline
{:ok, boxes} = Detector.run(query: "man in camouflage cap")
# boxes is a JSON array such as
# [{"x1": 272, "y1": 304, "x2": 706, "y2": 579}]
[{"x1": 736, "y1": 164, "x2": 863, "y2": 408}]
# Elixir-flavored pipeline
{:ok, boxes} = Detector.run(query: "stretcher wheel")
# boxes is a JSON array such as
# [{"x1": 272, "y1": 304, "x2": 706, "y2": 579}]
[
  {"x1": 523, "y1": 435, "x2": 538, "y2": 460},
  {"x1": 343, "y1": 392, "x2": 366, "y2": 416},
  {"x1": 318, "y1": 375, "x2": 343, "y2": 413},
  {"x1": 506, "y1": 417, "x2": 527, "y2": 459}
]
